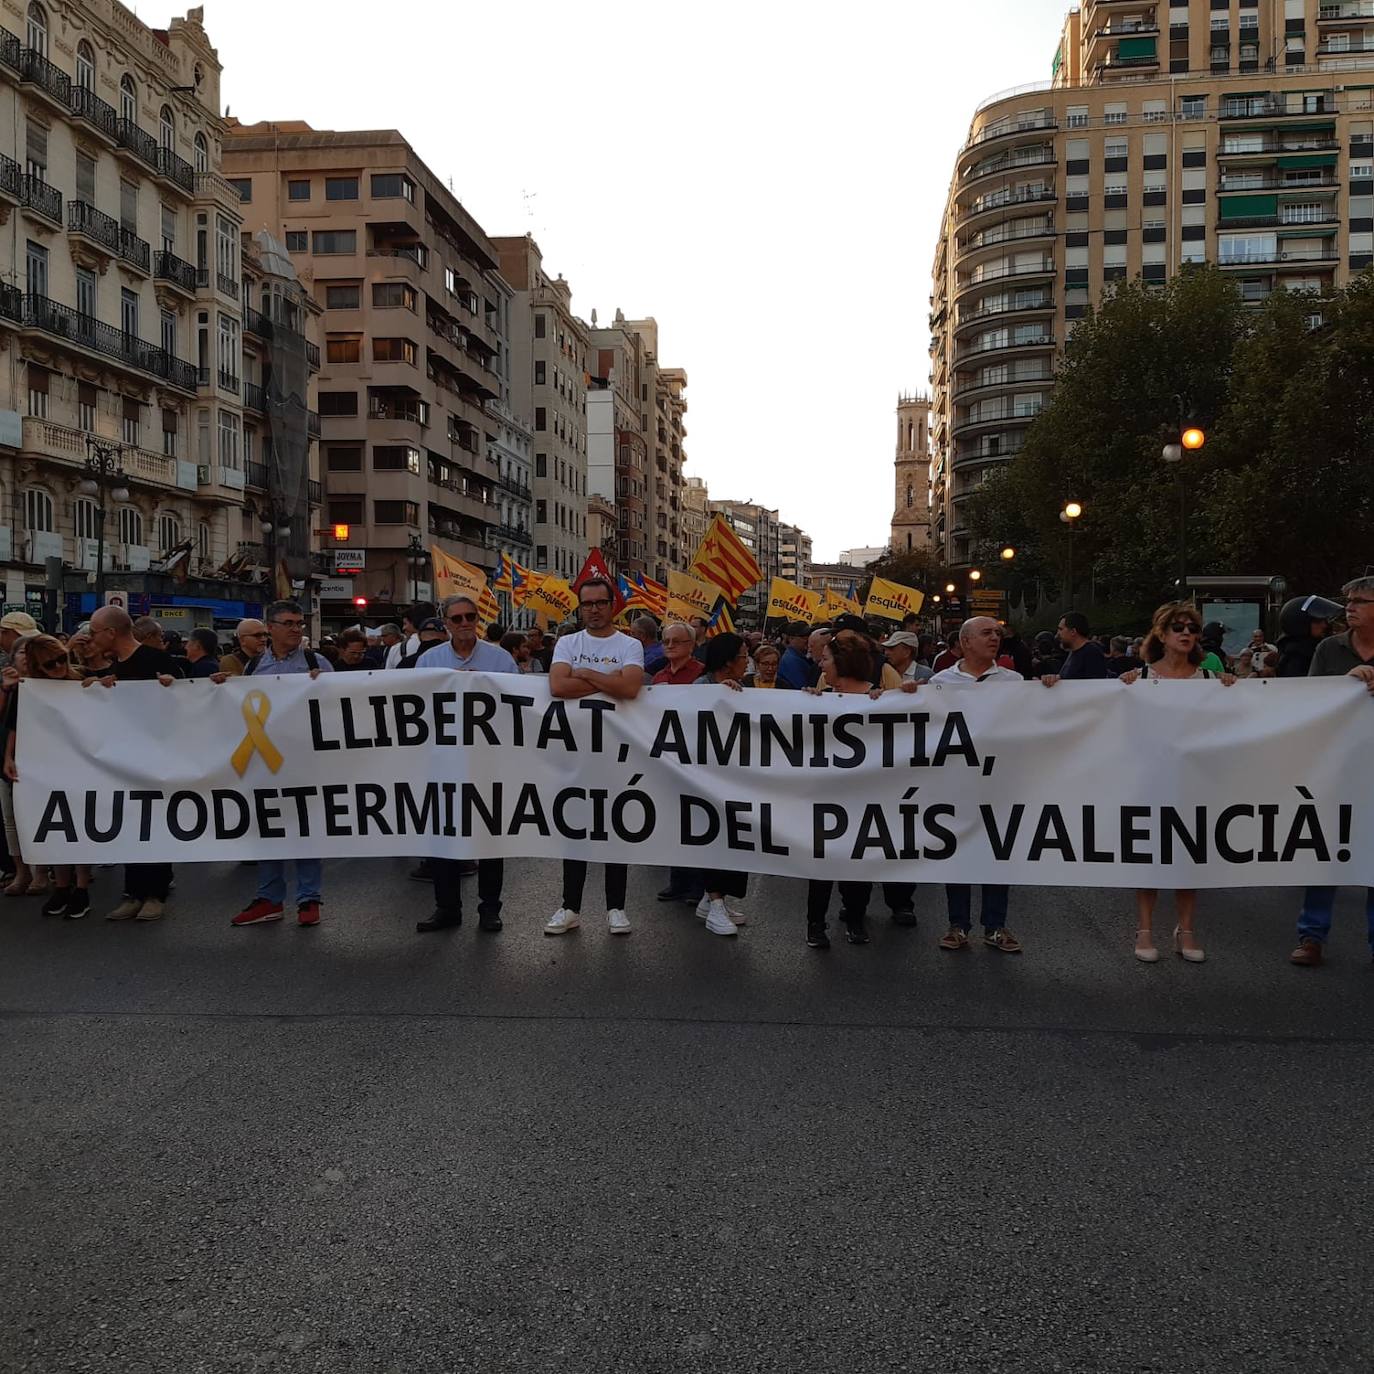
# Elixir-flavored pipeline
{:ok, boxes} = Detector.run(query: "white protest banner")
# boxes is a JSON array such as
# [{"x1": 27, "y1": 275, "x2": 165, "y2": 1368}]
[{"x1": 15, "y1": 675, "x2": 1374, "y2": 887}]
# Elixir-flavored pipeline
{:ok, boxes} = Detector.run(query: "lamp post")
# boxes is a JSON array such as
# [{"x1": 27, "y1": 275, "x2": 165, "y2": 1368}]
[
  {"x1": 259, "y1": 505, "x2": 292, "y2": 599},
  {"x1": 1161, "y1": 424, "x2": 1205, "y2": 590},
  {"x1": 79, "y1": 438, "x2": 130, "y2": 606},
  {"x1": 405, "y1": 532, "x2": 426, "y2": 605},
  {"x1": 1059, "y1": 501, "x2": 1082, "y2": 607}
]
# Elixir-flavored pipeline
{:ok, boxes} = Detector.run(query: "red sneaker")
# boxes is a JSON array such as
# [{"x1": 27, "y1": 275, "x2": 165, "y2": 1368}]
[
  {"x1": 231, "y1": 898, "x2": 284, "y2": 926},
  {"x1": 297, "y1": 901, "x2": 321, "y2": 927}
]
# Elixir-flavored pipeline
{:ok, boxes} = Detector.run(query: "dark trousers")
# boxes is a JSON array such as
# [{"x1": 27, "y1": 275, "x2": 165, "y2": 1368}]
[
  {"x1": 664, "y1": 865, "x2": 704, "y2": 899},
  {"x1": 946, "y1": 883, "x2": 1009, "y2": 932},
  {"x1": 563, "y1": 860, "x2": 627, "y2": 912},
  {"x1": 701, "y1": 868, "x2": 748, "y2": 900},
  {"x1": 807, "y1": 879, "x2": 872, "y2": 924},
  {"x1": 434, "y1": 858, "x2": 503, "y2": 919},
  {"x1": 125, "y1": 863, "x2": 172, "y2": 901},
  {"x1": 883, "y1": 882, "x2": 915, "y2": 912}
]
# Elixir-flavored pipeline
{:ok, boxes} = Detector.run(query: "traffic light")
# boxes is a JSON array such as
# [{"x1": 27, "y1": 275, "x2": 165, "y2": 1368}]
[
  {"x1": 333, "y1": 523, "x2": 350, "y2": 541},
  {"x1": 353, "y1": 596, "x2": 368, "y2": 609}
]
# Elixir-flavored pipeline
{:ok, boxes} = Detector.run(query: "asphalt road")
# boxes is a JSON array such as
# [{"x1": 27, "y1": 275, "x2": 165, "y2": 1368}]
[{"x1": 3, "y1": 858, "x2": 1373, "y2": 1374}]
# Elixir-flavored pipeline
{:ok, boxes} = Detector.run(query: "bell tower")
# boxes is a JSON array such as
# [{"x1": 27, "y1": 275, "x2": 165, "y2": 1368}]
[{"x1": 890, "y1": 394, "x2": 931, "y2": 555}]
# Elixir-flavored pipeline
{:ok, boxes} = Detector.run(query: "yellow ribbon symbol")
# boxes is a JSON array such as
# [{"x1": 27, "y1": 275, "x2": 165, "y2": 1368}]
[{"x1": 230, "y1": 690, "x2": 284, "y2": 777}]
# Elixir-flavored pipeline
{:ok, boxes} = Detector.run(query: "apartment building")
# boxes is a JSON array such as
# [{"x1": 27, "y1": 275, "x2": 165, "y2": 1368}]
[
  {"x1": 682, "y1": 473, "x2": 709, "y2": 563},
  {"x1": 806, "y1": 562, "x2": 863, "y2": 599},
  {"x1": 890, "y1": 393, "x2": 932, "y2": 556},
  {"x1": 493, "y1": 236, "x2": 589, "y2": 581},
  {"x1": 586, "y1": 314, "x2": 649, "y2": 577},
  {"x1": 225, "y1": 123, "x2": 511, "y2": 621},
  {"x1": 930, "y1": 0, "x2": 1374, "y2": 566},
  {"x1": 0, "y1": 3, "x2": 312, "y2": 624},
  {"x1": 778, "y1": 520, "x2": 813, "y2": 586},
  {"x1": 621, "y1": 317, "x2": 689, "y2": 580}
]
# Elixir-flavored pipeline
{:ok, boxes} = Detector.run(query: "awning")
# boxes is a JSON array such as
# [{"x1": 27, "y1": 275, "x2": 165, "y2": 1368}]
[
  {"x1": 1116, "y1": 36, "x2": 1157, "y2": 59},
  {"x1": 1278, "y1": 227, "x2": 1338, "y2": 239},
  {"x1": 1277, "y1": 153, "x2": 1338, "y2": 169},
  {"x1": 1220, "y1": 194, "x2": 1278, "y2": 219}
]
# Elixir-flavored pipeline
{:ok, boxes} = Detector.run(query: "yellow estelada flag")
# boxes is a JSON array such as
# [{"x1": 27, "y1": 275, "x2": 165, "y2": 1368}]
[
  {"x1": 665, "y1": 569, "x2": 719, "y2": 621},
  {"x1": 431, "y1": 546, "x2": 489, "y2": 604},
  {"x1": 863, "y1": 575, "x2": 925, "y2": 622},
  {"x1": 821, "y1": 587, "x2": 862, "y2": 619},
  {"x1": 521, "y1": 573, "x2": 578, "y2": 622},
  {"x1": 766, "y1": 576, "x2": 821, "y2": 624}
]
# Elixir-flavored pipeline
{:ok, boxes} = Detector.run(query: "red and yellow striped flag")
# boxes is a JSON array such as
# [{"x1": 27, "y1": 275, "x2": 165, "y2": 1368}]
[{"x1": 690, "y1": 514, "x2": 763, "y2": 604}]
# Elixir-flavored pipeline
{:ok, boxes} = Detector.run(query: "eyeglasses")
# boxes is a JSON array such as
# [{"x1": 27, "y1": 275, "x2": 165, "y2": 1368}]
[
  {"x1": 1167, "y1": 622, "x2": 1200, "y2": 634},
  {"x1": 447, "y1": 612, "x2": 479, "y2": 624},
  {"x1": 272, "y1": 619, "x2": 305, "y2": 630},
  {"x1": 580, "y1": 599, "x2": 611, "y2": 609},
  {"x1": 242, "y1": 630, "x2": 267, "y2": 638}
]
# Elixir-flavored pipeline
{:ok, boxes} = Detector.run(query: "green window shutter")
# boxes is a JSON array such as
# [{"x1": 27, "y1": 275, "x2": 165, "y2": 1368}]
[
  {"x1": 1276, "y1": 153, "x2": 1338, "y2": 169},
  {"x1": 1220, "y1": 194, "x2": 1278, "y2": 220},
  {"x1": 1117, "y1": 36, "x2": 1157, "y2": 59}
]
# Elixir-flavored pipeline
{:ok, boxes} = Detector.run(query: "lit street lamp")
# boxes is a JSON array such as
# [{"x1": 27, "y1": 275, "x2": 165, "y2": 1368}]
[
  {"x1": 1059, "y1": 501, "x2": 1083, "y2": 607},
  {"x1": 79, "y1": 438, "x2": 130, "y2": 605},
  {"x1": 1162, "y1": 423, "x2": 1206, "y2": 588},
  {"x1": 1000, "y1": 545, "x2": 1016, "y2": 562}
]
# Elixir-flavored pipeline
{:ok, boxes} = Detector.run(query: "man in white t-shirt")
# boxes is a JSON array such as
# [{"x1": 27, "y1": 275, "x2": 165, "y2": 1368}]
[
  {"x1": 545, "y1": 577, "x2": 645, "y2": 937},
  {"x1": 385, "y1": 602, "x2": 436, "y2": 669},
  {"x1": 930, "y1": 616, "x2": 1024, "y2": 955}
]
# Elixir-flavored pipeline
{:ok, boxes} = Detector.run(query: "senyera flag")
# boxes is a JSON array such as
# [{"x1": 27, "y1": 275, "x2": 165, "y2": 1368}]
[{"x1": 690, "y1": 514, "x2": 762, "y2": 604}]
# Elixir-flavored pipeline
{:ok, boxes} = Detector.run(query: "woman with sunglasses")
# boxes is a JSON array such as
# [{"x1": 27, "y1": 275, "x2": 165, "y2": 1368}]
[
  {"x1": 1118, "y1": 603, "x2": 1236, "y2": 963},
  {"x1": 4, "y1": 636, "x2": 91, "y2": 916}
]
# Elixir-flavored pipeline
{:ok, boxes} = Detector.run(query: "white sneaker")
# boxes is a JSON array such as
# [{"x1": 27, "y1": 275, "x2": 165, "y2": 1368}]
[
  {"x1": 703, "y1": 899, "x2": 739, "y2": 937},
  {"x1": 544, "y1": 908, "x2": 580, "y2": 936},
  {"x1": 607, "y1": 908, "x2": 632, "y2": 936},
  {"x1": 698, "y1": 894, "x2": 747, "y2": 926}
]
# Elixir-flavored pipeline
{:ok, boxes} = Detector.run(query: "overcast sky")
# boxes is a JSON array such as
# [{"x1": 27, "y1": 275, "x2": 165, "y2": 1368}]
[{"x1": 201, "y1": 0, "x2": 1072, "y2": 561}]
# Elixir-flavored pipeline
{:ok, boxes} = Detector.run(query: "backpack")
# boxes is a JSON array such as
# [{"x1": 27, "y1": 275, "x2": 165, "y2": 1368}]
[{"x1": 244, "y1": 649, "x2": 319, "y2": 676}]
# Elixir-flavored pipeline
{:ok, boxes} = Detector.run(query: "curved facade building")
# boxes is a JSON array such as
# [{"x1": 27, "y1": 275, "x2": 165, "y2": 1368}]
[{"x1": 930, "y1": 0, "x2": 1374, "y2": 566}]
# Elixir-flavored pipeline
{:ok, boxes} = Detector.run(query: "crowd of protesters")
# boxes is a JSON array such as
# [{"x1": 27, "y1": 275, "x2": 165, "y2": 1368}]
[{"x1": 1, "y1": 575, "x2": 1371, "y2": 968}]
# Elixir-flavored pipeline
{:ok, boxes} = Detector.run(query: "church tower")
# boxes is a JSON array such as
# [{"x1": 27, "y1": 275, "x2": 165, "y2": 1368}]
[{"x1": 890, "y1": 395, "x2": 931, "y2": 555}]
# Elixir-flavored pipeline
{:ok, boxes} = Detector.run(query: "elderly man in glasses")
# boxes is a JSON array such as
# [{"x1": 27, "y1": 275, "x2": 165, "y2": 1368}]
[{"x1": 412, "y1": 594, "x2": 518, "y2": 937}]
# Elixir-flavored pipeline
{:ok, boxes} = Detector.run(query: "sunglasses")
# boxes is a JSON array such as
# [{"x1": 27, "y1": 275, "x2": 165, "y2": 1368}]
[
  {"x1": 447, "y1": 612, "x2": 479, "y2": 624},
  {"x1": 34, "y1": 657, "x2": 67, "y2": 673},
  {"x1": 1167, "y1": 622, "x2": 1200, "y2": 634}
]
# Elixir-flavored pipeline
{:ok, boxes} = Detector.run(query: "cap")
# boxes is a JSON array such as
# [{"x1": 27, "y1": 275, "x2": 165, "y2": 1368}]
[
  {"x1": 832, "y1": 614, "x2": 870, "y2": 636},
  {"x1": 418, "y1": 618, "x2": 447, "y2": 635},
  {"x1": 881, "y1": 631, "x2": 922, "y2": 650},
  {"x1": 0, "y1": 611, "x2": 39, "y2": 634}
]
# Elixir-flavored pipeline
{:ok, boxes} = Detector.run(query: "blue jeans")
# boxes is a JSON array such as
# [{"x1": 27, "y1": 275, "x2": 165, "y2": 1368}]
[
  {"x1": 257, "y1": 858, "x2": 323, "y2": 906},
  {"x1": 1297, "y1": 887, "x2": 1374, "y2": 949},
  {"x1": 946, "y1": 884, "x2": 1009, "y2": 933}
]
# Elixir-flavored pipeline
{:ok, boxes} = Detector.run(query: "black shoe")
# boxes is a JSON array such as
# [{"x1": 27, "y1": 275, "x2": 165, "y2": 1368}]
[
  {"x1": 457, "y1": 860, "x2": 478, "y2": 877},
  {"x1": 806, "y1": 921, "x2": 830, "y2": 950},
  {"x1": 889, "y1": 906, "x2": 917, "y2": 928},
  {"x1": 408, "y1": 862, "x2": 435, "y2": 883},
  {"x1": 62, "y1": 889, "x2": 91, "y2": 920},
  {"x1": 478, "y1": 911, "x2": 503, "y2": 932},
  {"x1": 842, "y1": 915, "x2": 871, "y2": 945},
  {"x1": 657, "y1": 886, "x2": 688, "y2": 902},
  {"x1": 416, "y1": 910, "x2": 461, "y2": 933},
  {"x1": 42, "y1": 889, "x2": 71, "y2": 917}
]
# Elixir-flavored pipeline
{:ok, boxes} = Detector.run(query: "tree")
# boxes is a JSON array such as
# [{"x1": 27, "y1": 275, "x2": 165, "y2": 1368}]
[{"x1": 965, "y1": 267, "x2": 1373, "y2": 622}]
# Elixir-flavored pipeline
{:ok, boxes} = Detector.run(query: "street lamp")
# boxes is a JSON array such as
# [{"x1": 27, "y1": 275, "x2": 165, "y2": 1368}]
[
  {"x1": 1162, "y1": 423, "x2": 1205, "y2": 588},
  {"x1": 945, "y1": 582, "x2": 956, "y2": 595},
  {"x1": 405, "y1": 532, "x2": 427, "y2": 605},
  {"x1": 79, "y1": 438, "x2": 130, "y2": 605},
  {"x1": 969, "y1": 568, "x2": 982, "y2": 583},
  {"x1": 1000, "y1": 546, "x2": 1016, "y2": 562},
  {"x1": 259, "y1": 505, "x2": 292, "y2": 598},
  {"x1": 1059, "y1": 501, "x2": 1083, "y2": 608}
]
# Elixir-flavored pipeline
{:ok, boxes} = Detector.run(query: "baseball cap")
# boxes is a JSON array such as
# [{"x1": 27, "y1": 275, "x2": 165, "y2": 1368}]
[
  {"x1": 833, "y1": 613, "x2": 871, "y2": 636},
  {"x1": 881, "y1": 631, "x2": 922, "y2": 650},
  {"x1": 0, "y1": 611, "x2": 39, "y2": 634},
  {"x1": 418, "y1": 617, "x2": 446, "y2": 636}
]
